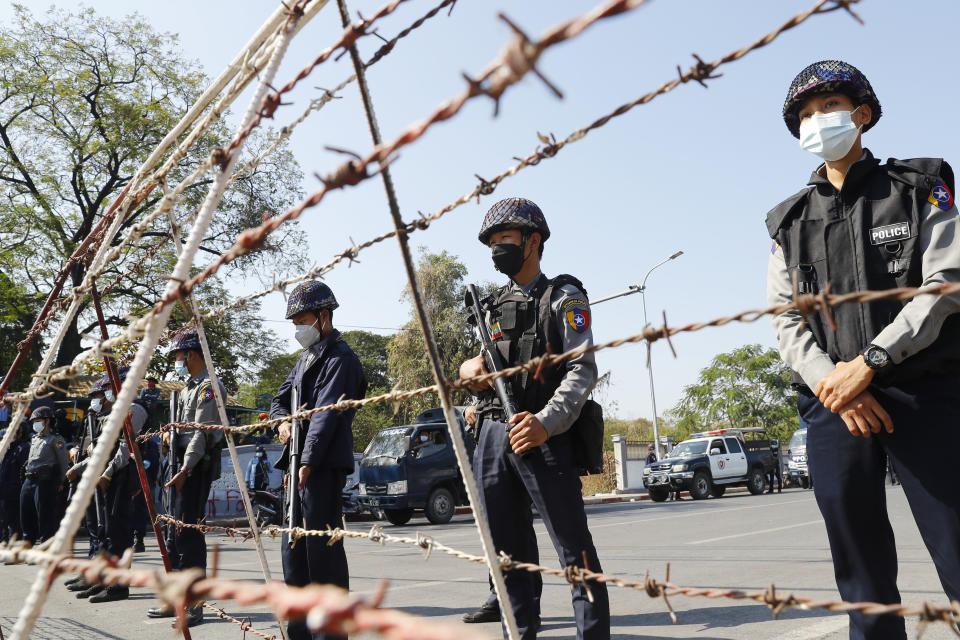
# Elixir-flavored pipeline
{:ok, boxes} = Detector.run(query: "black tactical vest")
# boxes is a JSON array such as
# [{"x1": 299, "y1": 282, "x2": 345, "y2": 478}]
[
  {"x1": 477, "y1": 274, "x2": 586, "y2": 415},
  {"x1": 766, "y1": 151, "x2": 960, "y2": 386}
]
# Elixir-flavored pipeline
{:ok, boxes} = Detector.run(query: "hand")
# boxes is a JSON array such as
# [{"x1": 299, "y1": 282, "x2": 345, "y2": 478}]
[
  {"x1": 66, "y1": 467, "x2": 78, "y2": 482},
  {"x1": 837, "y1": 390, "x2": 894, "y2": 437},
  {"x1": 464, "y1": 405, "x2": 477, "y2": 427},
  {"x1": 68, "y1": 447, "x2": 78, "y2": 464},
  {"x1": 161, "y1": 432, "x2": 170, "y2": 447},
  {"x1": 278, "y1": 420, "x2": 292, "y2": 445},
  {"x1": 508, "y1": 412, "x2": 548, "y2": 455},
  {"x1": 815, "y1": 356, "x2": 875, "y2": 412},
  {"x1": 98, "y1": 476, "x2": 110, "y2": 491},
  {"x1": 165, "y1": 469, "x2": 187, "y2": 495},
  {"x1": 460, "y1": 355, "x2": 492, "y2": 392},
  {"x1": 298, "y1": 465, "x2": 311, "y2": 492}
]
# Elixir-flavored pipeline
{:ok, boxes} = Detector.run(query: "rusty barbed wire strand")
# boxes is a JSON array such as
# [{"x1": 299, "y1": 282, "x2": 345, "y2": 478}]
[
  {"x1": 6, "y1": 273, "x2": 954, "y2": 411},
  {"x1": 225, "y1": 0, "x2": 459, "y2": 195},
  {"x1": 199, "y1": 0, "x2": 863, "y2": 322},
  {"x1": 148, "y1": 518, "x2": 960, "y2": 634},
  {"x1": 0, "y1": 542, "x2": 489, "y2": 640},
  {"x1": 203, "y1": 603, "x2": 278, "y2": 640},
  {"x1": 222, "y1": 0, "x2": 416, "y2": 161}
]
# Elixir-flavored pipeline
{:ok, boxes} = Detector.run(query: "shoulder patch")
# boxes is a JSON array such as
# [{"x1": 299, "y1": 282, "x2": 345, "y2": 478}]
[
  {"x1": 565, "y1": 307, "x2": 591, "y2": 333},
  {"x1": 771, "y1": 240, "x2": 779, "y2": 255},
  {"x1": 929, "y1": 180, "x2": 954, "y2": 210},
  {"x1": 202, "y1": 387, "x2": 214, "y2": 403}
]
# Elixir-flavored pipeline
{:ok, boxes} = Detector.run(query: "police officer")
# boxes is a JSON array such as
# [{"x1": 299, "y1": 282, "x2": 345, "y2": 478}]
[
  {"x1": 767, "y1": 60, "x2": 960, "y2": 640},
  {"x1": 271, "y1": 281, "x2": 367, "y2": 640},
  {"x1": 645, "y1": 444, "x2": 657, "y2": 465},
  {"x1": 139, "y1": 377, "x2": 162, "y2": 428},
  {"x1": 66, "y1": 368, "x2": 147, "y2": 601},
  {"x1": 460, "y1": 197, "x2": 610, "y2": 639},
  {"x1": 245, "y1": 445, "x2": 270, "y2": 491},
  {"x1": 0, "y1": 422, "x2": 30, "y2": 542},
  {"x1": 146, "y1": 328, "x2": 226, "y2": 627},
  {"x1": 765, "y1": 438, "x2": 782, "y2": 494},
  {"x1": 20, "y1": 407, "x2": 69, "y2": 544},
  {"x1": 132, "y1": 433, "x2": 161, "y2": 552}
]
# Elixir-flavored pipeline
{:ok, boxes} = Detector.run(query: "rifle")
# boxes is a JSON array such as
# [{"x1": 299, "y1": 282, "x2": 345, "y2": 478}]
[
  {"x1": 287, "y1": 387, "x2": 302, "y2": 544},
  {"x1": 465, "y1": 284, "x2": 527, "y2": 456},
  {"x1": 86, "y1": 411, "x2": 104, "y2": 531},
  {"x1": 167, "y1": 390, "x2": 179, "y2": 516}
]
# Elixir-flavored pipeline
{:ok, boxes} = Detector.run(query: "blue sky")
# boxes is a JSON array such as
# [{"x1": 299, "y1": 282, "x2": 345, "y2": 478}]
[{"x1": 8, "y1": 1, "x2": 960, "y2": 420}]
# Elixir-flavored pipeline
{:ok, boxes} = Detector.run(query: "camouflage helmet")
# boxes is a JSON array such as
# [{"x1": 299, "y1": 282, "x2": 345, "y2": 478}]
[
  {"x1": 285, "y1": 281, "x2": 339, "y2": 320},
  {"x1": 89, "y1": 366, "x2": 130, "y2": 396},
  {"x1": 782, "y1": 60, "x2": 881, "y2": 138},
  {"x1": 478, "y1": 198, "x2": 550, "y2": 246},
  {"x1": 171, "y1": 328, "x2": 202, "y2": 354},
  {"x1": 30, "y1": 406, "x2": 55, "y2": 421}
]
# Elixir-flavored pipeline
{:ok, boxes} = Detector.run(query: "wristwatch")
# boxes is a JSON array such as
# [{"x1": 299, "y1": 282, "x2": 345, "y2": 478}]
[{"x1": 861, "y1": 344, "x2": 891, "y2": 370}]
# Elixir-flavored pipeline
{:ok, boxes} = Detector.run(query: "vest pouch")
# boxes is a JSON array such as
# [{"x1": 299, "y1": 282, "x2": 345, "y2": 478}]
[
  {"x1": 570, "y1": 399, "x2": 604, "y2": 475},
  {"x1": 868, "y1": 240, "x2": 912, "y2": 281},
  {"x1": 497, "y1": 303, "x2": 518, "y2": 331},
  {"x1": 792, "y1": 263, "x2": 821, "y2": 295}
]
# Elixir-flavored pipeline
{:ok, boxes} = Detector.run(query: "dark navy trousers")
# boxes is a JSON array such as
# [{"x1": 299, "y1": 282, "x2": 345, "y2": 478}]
[
  {"x1": 20, "y1": 474, "x2": 58, "y2": 543},
  {"x1": 281, "y1": 466, "x2": 348, "y2": 640},
  {"x1": 82, "y1": 478, "x2": 134, "y2": 557},
  {"x1": 799, "y1": 377, "x2": 960, "y2": 640},
  {"x1": 476, "y1": 420, "x2": 610, "y2": 640},
  {"x1": 164, "y1": 466, "x2": 212, "y2": 571}
]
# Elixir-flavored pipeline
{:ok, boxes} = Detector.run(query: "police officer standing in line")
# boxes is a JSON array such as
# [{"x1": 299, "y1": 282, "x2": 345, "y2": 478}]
[
  {"x1": 270, "y1": 281, "x2": 367, "y2": 640},
  {"x1": 20, "y1": 407, "x2": 69, "y2": 544},
  {"x1": 132, "y1": 433, "x2": 161, "y2": 553},
  {"x1": 767, "y1": 60, "x2": 960, "y2": 640},
  {"x1": 146, "y1": 329, "x2": 226, "y2": 627},
  {"x1": 65, "y1": 369, "x2": 147, "y2": 601},
  {"x1": 0, "y1": 421, "x2": 30, "y2": 543},
  {"x1": 765, "y1": 438, "x2": 782, "y2": 494},
  {"x1": 460, "y1": 198, "x2": 610, "y2": 639},
  {"x1": 139, "y1": 377, "x2": 162, "y2": 428},
  {"x1": 246, "y1": 445, "x2": 270, "y2": 491}
]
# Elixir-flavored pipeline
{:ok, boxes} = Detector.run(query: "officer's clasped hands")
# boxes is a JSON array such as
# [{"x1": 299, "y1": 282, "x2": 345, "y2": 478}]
[{"x1": 813, "y1": 356, "x2": 875, "y2": 411}]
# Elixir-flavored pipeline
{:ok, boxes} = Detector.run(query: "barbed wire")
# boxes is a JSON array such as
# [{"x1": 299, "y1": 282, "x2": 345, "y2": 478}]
[
  {"x1": 199, "y1": 0, "x2": 863, "y2": 322},
  {"x1": 0, "y1": 542, "x2": 488, "y2": 640},
  {"x1": 149, "y1": 517, "x2": 960, "y2": 635},
  {"x1": 203, "y1": 603, "x2": 278, "y2": 640}
]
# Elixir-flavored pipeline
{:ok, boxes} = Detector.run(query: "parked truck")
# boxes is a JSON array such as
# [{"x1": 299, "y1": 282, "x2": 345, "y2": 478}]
[
  {"x1": 785, "y1": 427, "x2": 809, "y2": 488},
  {"x1": 356, "y1": 407, "x2": 473, "y2": 525},
  {"x1": 642, "y1": 428, "x2": 773, "y2": 501}
]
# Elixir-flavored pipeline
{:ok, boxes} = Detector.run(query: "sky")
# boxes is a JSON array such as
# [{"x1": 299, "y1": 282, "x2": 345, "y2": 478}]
[{"x1": 5, "y1": 0, "x2": 960, "y2": 420}]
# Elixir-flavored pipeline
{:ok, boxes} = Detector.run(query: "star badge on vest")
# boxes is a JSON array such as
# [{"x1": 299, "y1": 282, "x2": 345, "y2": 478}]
[
  {"x1": 928, "y1": 180, "x2": 954, "y2": 210},
  {"x1": 566, "y1": 307, "x2": 590, "y2": 333},
  {"x1": 202, "y1": 387, "x2": 214, "y2": 403},
  {"x1": 490, "y1": 321, "x2": 503, "y2": 340}
]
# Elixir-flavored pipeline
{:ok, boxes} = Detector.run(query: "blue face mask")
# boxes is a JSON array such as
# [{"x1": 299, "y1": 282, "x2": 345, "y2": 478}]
[
  {"x1": 32, "y1": 422, "x2": 44, "y2": 434},
  {"x1": 174, "y1": 359, "x2": 188, "y2": 378}
]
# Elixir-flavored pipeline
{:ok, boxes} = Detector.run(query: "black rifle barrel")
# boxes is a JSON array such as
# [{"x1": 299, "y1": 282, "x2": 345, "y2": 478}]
[
  {"x1": 288, "y1": 387, "x2": 302, "y2": 544},
  {"x1": 466, "y1": 283, "x2": 518, "y2": 421},
  {"x1": 86, "y1": 412, "x2": 103, "y2": 529},
  {"x1": 168, "y1": 390, "x2": 179, "y2": 517}
]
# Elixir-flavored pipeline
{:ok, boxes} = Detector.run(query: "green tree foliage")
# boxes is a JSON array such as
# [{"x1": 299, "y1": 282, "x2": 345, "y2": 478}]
[
  {"x1": 342, "y1": 330, "x2": 394, "y2": 452},
  {"x1": 0, "y1": 268, "x2": 43, "y2": 390},
  {"x1": 669, "y1": 344, "x2": 799, "y2": 442},
  {"x1": 0, "y1": 5, "x2": 304, "y2": 376},
  {"x1": 236, "y1": 351, "x2": 299, "y2": 409},
  {"x1": 387, "y1": 250, "x2": 489, "y2": 424}
]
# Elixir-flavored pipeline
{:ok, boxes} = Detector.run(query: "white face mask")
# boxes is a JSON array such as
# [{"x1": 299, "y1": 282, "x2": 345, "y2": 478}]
[
  {"x1": 799, "y1": 107, "x2": 862, "y2": 161},
  {"x1": 104, "y1": 389, "x2": 115, "y2": 403},
  {"x1": 90, "y1": 398, "x2": 103, "y2": 413},
  {"x1": 294, "y1": 318, "x2": 324, "y2": 349},
  {"x1": 32, "y1": 421, "x2": 44, "y2": 434},
  {"x1": 174, "y1": 359, "x2": 188, "y2": 378}
]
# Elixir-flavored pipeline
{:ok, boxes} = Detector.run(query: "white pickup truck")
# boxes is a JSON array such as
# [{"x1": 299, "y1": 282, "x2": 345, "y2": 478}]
[{"x1": 642, "y1": 428, "x2": 774, "y2": 501}]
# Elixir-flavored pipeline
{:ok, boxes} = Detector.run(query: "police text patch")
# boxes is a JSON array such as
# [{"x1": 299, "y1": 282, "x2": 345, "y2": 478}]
[
  {"x1": 561, "y1": 297, "x2": 587, "y2": 313},
  {"x1": 869, "y1": 222, "x2": 910, "y2": 245}
]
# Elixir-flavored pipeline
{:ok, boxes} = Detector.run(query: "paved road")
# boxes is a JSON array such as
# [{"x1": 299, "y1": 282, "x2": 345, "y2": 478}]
[{"x1": 0, "y1": 486, "x2": 951, "y2": 639}]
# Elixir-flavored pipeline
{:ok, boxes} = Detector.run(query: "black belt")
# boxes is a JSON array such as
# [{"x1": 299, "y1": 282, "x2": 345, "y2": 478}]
[{"x1": 25, "y1": 468, "x2": 54, "y2": 480}]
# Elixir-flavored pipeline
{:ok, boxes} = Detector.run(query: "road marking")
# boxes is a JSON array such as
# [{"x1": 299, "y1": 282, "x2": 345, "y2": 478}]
[
  {"x1": 586, "y1": 497, "x2": 814, "y2": 531},
  {"x1": 688, "y1": 519, "x2": 823, "y2": 545},
  {"x1": 768, "y1": 615, "x2": 848, "y2": 639}
]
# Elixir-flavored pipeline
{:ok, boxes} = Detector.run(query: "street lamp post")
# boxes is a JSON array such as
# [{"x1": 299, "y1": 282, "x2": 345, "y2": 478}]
[{"x1": 593, "y1": 250, "x2": 682, "y2": 459}]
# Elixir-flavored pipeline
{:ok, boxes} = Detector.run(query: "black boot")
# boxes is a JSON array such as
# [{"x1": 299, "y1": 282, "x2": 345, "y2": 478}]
[
  {"x1": 171, "y1": 606, "x2": 204, "y2": 628},
  {"x1": 76, "y1": 584, "x2": 106, "y2": 599},
  {"x1": 147, "y1": 603, "x2": 175, "y2": 618},
  {"x1": 90, "y1": 585, "x2": 129, "y2": 603},
  {"x1": 134, "y1": 535, "x2": 145, "y2": 553},
  {"x1": 462, "y1": 604, "x2": 500, "y2": 623}
]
